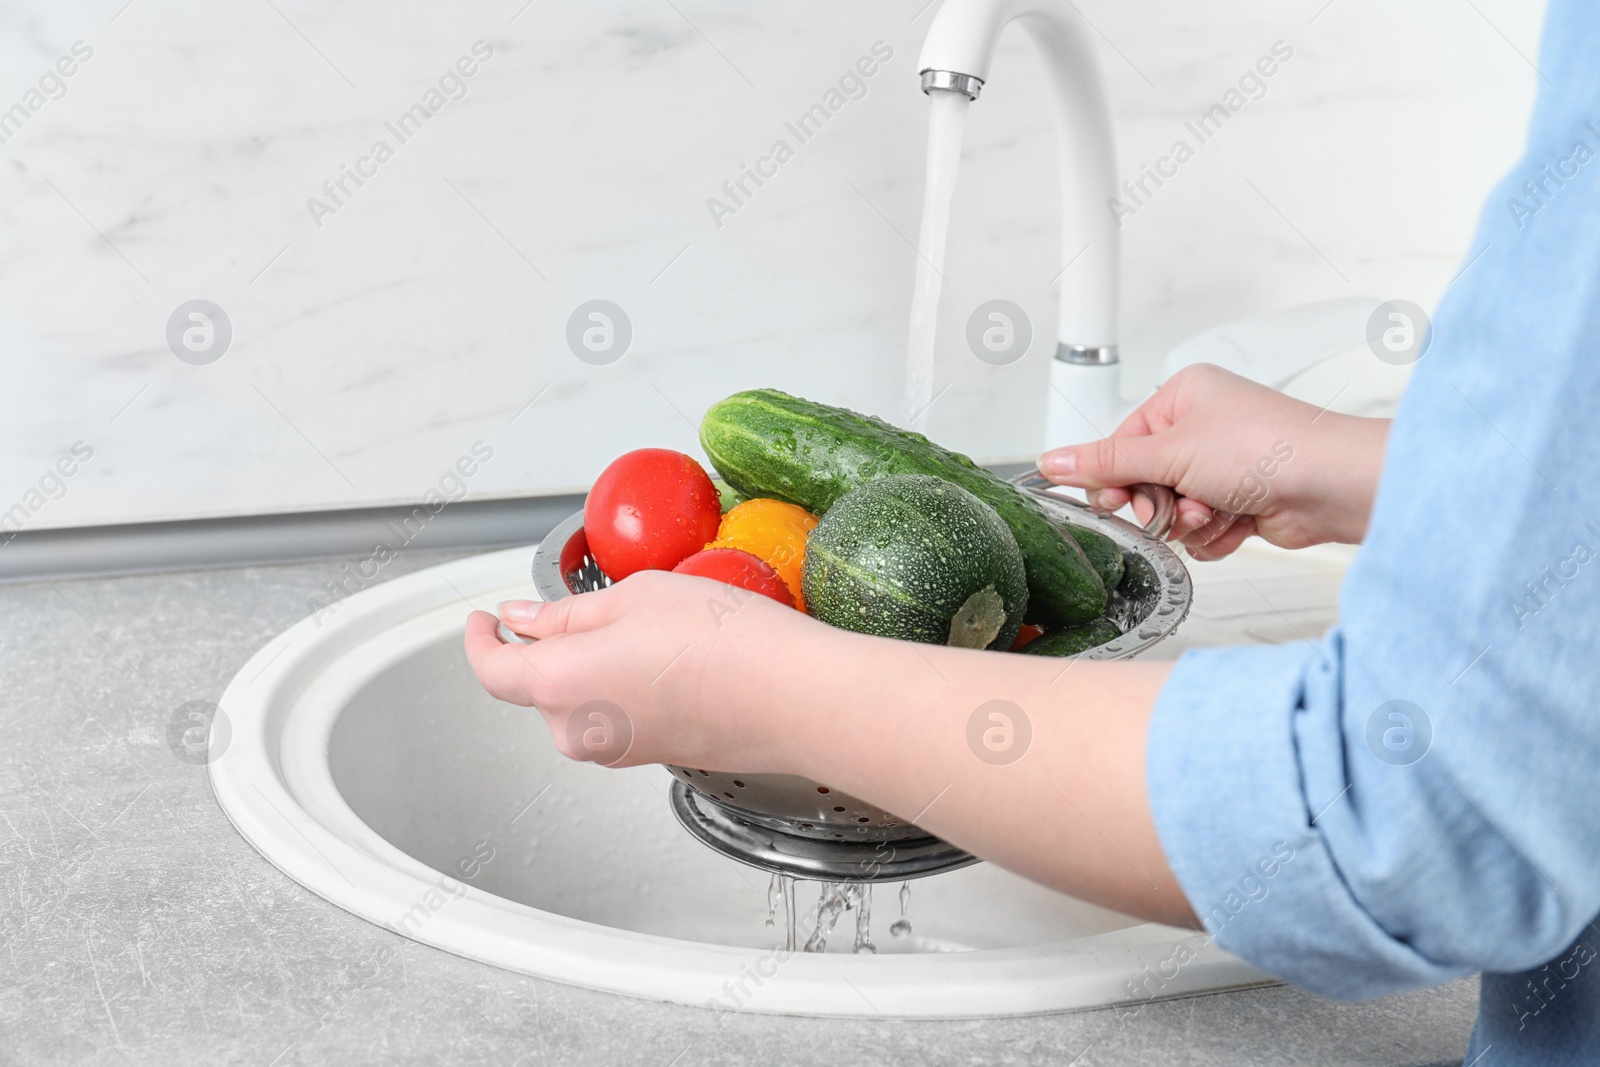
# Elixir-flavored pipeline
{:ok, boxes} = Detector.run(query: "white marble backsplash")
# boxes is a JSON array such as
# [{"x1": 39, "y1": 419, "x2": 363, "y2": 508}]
[{"x1": 0, "y1": 0, "x2": 1544, "y2": 529}]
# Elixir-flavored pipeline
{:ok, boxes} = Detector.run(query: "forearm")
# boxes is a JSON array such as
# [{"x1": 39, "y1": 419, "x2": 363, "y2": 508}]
[
  {"x1": 728, "y1": 615, "x2": 1195, "y2": 926},
  {"x1": 1291, "y1": 413, "x2": 1389, "y2": 545}
]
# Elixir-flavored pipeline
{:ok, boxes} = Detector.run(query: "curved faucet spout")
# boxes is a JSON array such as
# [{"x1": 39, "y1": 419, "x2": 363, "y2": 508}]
[
  {"x1": 919, "y1": 0, "x2": 1119, "y2": 353},
  {"x1": 919, "y1": 0, "x2": 1125, "y2": 447}
]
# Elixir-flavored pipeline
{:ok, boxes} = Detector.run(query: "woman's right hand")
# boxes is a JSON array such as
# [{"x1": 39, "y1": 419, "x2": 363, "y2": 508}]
[{"x1": 1039, "y1": 364, "x2": 1391, "y2": 560}]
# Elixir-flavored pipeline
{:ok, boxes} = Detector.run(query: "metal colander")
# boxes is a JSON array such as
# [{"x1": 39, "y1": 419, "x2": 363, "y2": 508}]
[{"x1": 529, "y1": 472, "x2": 1191, "y2": 882}]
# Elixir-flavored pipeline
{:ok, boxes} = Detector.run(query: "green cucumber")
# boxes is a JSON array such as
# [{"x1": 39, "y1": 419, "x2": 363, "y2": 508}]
[
  {"x1": 1020, "y1": 616, "x2": 1122, "y2": 657},
  {"x1": 1066, "y1": 526, "x2": 1125, "y2": 592},
  {"x1": 701, "y1": 389, "x2": 1108, "y2": 625},
  {"x1": 802, "y1": 475, "x2": 1028, "y2": 650}
]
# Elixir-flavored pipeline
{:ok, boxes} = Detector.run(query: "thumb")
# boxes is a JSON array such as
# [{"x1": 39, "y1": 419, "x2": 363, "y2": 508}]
[
  {"x1": 1038, "y1": 432, "x2": 1177, "y2": 491},
  {"x1": 498, "y1": 587, "x2": 617, "y2": 639}
]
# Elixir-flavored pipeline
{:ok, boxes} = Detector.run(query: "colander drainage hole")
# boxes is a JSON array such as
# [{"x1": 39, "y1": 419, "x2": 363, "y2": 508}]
[{"x1": 832, "y1": 806, "x2": 845, "y2": 813}]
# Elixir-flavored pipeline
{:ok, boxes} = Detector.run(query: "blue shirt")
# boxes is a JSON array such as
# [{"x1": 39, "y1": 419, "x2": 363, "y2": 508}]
[{"x1": 1146, "y1": 3, "x2": 1600, "y2": 1062}]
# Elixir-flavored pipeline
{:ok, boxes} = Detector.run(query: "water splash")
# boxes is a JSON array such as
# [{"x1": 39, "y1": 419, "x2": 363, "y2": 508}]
[
  {"x1": 803, "y1": 883, "x2": 849, "y2": 953},
  {"x1": 889, "y1": 880, "x2": 913, "y2": 939},
  {"x1": 902, "y1": 89, "x2": 972, "y2": 432},
  {"x1": 852, "y1": 884, "x2": 876, "y2": 954},
  {"x1": 782, "y1": 875, "x2": 798, "y2": 952}
]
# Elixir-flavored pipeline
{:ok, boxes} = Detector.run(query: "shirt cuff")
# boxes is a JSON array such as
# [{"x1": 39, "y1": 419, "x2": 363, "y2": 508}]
[{"x1": 1145, "y1": 642, "x2": 1469, "y2": 999}]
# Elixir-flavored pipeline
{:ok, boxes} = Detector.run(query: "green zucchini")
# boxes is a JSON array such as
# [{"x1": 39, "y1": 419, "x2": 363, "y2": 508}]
[
  {"x1": 802, "y1": 475, "x2": 1028, "y2": 650},
  {"x1": 700, "y1": 389, "x2": 1107, "y2": 625},
  {"x1": 1019, "y1": 616, "x2": 1122, "y2": 657}
]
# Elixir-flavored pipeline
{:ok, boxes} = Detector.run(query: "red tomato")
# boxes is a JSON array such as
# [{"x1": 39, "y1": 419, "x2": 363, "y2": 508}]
[
  {"x1": 585, "y1": 449, "x2": 722, "y2": 579},
  {"x1": 1010, "y1": 623, "x2": 1045, "y2": 651},
  {"x1": 672, "y1": 548, "x2": 796, "y2": 608}
]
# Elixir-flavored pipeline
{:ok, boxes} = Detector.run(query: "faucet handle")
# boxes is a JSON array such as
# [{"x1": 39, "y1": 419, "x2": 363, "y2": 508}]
[{"x1": 1009, "y1": 468, "x2": 1178, "y2": 540}]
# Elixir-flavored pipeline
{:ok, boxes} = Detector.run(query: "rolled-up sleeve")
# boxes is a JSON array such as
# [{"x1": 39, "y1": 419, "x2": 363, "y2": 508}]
[{"x1": 1147, "y1": 0, "x2": 1600, "y2": 999}]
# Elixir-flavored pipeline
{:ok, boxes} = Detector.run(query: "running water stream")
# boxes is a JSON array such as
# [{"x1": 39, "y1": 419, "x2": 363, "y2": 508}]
[
  {"x1": 763, "y1": 876, "x2": 892, "y2": 954},
  {"x1": 750, "y1": 95, "x2": 967, "y2": 949},
  {"x1": 901, "y1": 89, "x2": 972, "y2": 432}
]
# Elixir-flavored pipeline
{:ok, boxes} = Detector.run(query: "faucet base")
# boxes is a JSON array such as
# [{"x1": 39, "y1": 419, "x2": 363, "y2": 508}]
[{"x1": 1046, "y1": 357, "x2": 1128, "y2": 449}]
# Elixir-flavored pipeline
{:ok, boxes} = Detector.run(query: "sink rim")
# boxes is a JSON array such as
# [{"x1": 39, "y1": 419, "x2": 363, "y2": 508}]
[{"x1": 209, "y1": 544, "x2": 1269, "y2": 1017}]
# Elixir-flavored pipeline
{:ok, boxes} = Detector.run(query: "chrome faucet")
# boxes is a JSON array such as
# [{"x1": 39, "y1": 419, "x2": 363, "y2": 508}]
[{"x1": 919, "y1": 0, "x2": 1126, "y2": 449}]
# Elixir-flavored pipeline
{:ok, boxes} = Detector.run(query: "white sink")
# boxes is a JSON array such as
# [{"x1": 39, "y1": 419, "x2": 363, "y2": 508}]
[{"x1": 209, "y1": 541, "x2": 1340, "y2": 1017}]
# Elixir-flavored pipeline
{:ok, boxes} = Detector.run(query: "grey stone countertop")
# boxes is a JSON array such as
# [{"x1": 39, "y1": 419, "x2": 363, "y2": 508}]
[{"x1": 0, "y1": 550, "x2": 1478, "y2": 1066}]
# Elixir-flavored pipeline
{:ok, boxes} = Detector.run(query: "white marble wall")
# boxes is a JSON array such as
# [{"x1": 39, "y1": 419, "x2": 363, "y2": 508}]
[{"x1": 0, "y1": 0, "x2": 1545, "y2": 529}]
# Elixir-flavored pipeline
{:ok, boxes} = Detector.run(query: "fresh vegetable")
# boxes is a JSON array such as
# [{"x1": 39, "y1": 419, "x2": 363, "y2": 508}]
[
  {"x1": 802, "y1": 475, "x2": 1028, "y2": 650},
  {"x1": 707, "y1": 498, "x2": 819, "y2": 610},
  {"x1": 1010, "y1": 623, "x2": 1046, "y2": 650},
  {"x1": 1019, "y1": 616, "x2": 1122, "y2": 657},
  {"x1": 1066, "y1": 527, "x2": 1125, "y2": 592},
  {"x1": 700, "y1": 389, "x2": 1109, "y2": 625},
  {"x1": 672, "y1": 547, "x2": 795, "y2": 607},
  {"x1": 584, "y1": 448, "x2": 722, "y2": 579},
  {"x1": 712, "y1": 478, "x2": 746, "y2": 514}
]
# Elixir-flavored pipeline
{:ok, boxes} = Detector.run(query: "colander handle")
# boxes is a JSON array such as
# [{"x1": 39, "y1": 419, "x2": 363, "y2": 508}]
[{"x1": 1010, "y1": 468, "x2": 1179, "y2": 540}]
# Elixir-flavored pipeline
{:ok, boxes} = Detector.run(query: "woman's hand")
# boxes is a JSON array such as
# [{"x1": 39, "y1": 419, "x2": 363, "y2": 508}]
[
  {"x1": 464, "y1": 570, "x2": 812, "y2": 771},
  {"x1": 1040, "y1": 363, "x2": 1390, "y2": 560},
  {"x1": 463, "y1": 572, "x2": 1193, "y2": 926}
]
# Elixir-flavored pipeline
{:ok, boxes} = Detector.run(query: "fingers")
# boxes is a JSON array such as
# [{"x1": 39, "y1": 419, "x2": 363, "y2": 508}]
[
  {"x1": 497, "y1": 582, "x2": 622, "y2": 639},
  {"x1": 1039, "y1": 431, "x2": 1176, "y2": 493},
  {"x1": 1185, "y1": 515, "x2": 1257, "y2": 560},
  {"x1": 1179, "y1": 505, "x2": 1238, "y2": 551},
  {"x1": 1168, "y1": 497, "x2": 1216, "y2": 541},
  {"x1": 463, "y1": 611, "x2": 543, "y2": 705},
  {"x1": 1107, "y1": 386, "x2": 1179, "y2": 438},
  {"x1": 1087, "y1": 486, "x2": 1132, "y2": 511}
]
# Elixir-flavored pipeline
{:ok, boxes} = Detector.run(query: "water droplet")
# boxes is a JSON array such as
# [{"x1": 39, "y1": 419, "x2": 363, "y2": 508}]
[
  {"x1": 765, "y1": 872, "x2": 781, "y2": 930},
  {"x1": 888, "y1": 880, "x2": 913, "y2": 938}
]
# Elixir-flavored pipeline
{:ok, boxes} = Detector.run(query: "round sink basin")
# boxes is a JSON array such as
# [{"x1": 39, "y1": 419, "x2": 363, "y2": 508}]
[{"x1": 210, "y1": 544, "x2": 1268, "y2": 1016}]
